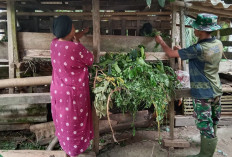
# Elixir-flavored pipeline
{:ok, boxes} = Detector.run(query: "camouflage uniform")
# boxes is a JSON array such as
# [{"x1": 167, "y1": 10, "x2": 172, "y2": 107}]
[
  {"x1": 193, "y1": 96, "x2": 221, "y2": 138},
  {"x1": 178, "y1": 13, "x2": 222, "y2": 157},
  {"x1": 178, "y1": 13, "x2": 223, "y2": 140}
]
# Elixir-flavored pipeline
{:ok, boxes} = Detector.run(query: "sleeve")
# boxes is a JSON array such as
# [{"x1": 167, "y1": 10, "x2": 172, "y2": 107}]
[
  {"x1": 74, "y1": 42, "x2": 94, "y2": 66},
  {"x1": 178, "y1": 43, "x2": 203, "y2": 60}
]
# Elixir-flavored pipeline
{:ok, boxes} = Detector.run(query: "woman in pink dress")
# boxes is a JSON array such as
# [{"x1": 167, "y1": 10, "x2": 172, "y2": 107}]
[{"x1": 50, "y1": 15, "x2": 94, "y2": 157}]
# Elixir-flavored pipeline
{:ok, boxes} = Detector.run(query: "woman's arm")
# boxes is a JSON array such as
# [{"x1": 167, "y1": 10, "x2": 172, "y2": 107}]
[{"x1": 74, "y1": 27, "x2": 89, "y2": 42}]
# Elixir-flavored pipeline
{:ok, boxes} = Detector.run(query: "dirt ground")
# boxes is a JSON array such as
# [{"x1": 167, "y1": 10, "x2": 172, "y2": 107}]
[{"x1": 98, "y1": 125, "x2": 232, "y2": 157}]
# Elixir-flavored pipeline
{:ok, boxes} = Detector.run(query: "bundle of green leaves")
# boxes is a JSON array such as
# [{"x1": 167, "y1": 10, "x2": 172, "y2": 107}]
[{"x1": 90, "y1": 45, "x2": 177, "y2": 130}]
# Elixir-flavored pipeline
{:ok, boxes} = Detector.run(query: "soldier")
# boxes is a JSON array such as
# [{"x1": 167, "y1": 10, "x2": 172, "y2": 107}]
[{"x1": 155, "y1": 13, "x2": 223, "y2": 157}]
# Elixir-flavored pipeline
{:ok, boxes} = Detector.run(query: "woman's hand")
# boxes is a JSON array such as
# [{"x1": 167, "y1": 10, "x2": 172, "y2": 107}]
[{"x1": 82, "y1": 27, "x2": 89, "y2": 34}]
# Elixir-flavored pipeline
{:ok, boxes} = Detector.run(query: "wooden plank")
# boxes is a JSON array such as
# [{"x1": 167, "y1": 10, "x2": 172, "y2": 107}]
[
  {"x1": 0, "y1": 76, "x2": 51, "y2": 88},
  {"x1": 0, "y1": 150, "x2": 66, "y2": 157},
  {"x1": 0, "y1": 124, "x2": 30, "y2": 131},
  {"x1": 175, "y1": 89, "x2": 191, "y2": 100},
  {"x1": 23, "y1": 50, "x2": 169, "y2": 61},
  {"x1": 17, "y1": 32, "x2": 162, "y2": 52},
  {"x1": 0, "y1": 42, "x2": 8, "y2": 60},
  {"x1": 145, "y1": 52, "x2": 169, "y2": 61},
  {"x1": 0, "y1": 93, "x2": 50, "y2": 105},
  {"x1": 163, "y1": 139, "x2": 190, "y2": 148},
  {"x1": 175, "y1": 115, "x2": 232, "y2": 127},
  {"x1": 0, "y1": 150, "x2": 96, "y2": 157},
  {"x1": 0, "y1": 115, "x2": 47, "y2": 124}
]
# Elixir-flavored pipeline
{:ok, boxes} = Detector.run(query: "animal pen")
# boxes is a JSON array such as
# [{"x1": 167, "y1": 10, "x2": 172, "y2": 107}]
[{"x1": 0, "y1": 0, "x2": 232, "y2": 156}]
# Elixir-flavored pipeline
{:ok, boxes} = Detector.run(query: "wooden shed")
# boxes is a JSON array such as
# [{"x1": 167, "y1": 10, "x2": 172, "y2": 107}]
[{"x1": 0, "y1": 0, "x2": 232, "y2": 154}]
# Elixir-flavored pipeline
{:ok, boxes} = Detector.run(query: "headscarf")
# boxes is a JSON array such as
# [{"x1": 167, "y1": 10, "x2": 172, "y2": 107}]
[{"x1": 53, "y1": 15, "x2": 73, "y2": 38}]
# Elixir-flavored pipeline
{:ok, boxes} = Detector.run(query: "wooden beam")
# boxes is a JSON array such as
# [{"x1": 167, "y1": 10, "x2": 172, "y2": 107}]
[
  {"x1": 0, "y1": 93, "x2": 50, "y2": 105},
  {"x1": 0, "y1": 11, "x2": 171, "y2": 17},
  {"x1": 92, "y1": 0, "x2": 100, "y2": 154},
  {"x1": 0, "y1": 124, "x2": 30, "y2": 131},
  {"x1": 22, "y1": 50, "x2": 170, "y2": 61},
  {"x1": 0, "y1": 150, "x2": 67, "y2": 157},
  {"x1": 7, "y1": 0, "x2": 19, "y2": 93},
  {"x1": 0, "y1": 76, "x2": 51, "y2": 88},
  {"x1": 17, "y1": 33, "x2": 162, "y2": 53}
]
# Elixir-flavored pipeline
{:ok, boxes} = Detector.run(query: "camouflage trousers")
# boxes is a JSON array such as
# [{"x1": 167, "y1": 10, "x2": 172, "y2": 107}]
[{"x1": 192, "y1": 96, "x2": 221, "y2": 138}]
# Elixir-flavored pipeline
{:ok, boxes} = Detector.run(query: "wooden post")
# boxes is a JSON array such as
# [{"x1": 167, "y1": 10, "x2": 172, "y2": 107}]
[
  {"x1": 92, "y1": 0, "x2": 100, "y2": 154},
  {"x1": 170, "y1": 4, "x2": 177, "y2": 140},
  {"x1": 217, "y1": 17, "x2": 221, "y2": 40},
  {"x1": 7, "y1": 0, "x2": 19, "y2": 93},
  {"x1": 171, "y1": 5, "x2": 177, "y2": 69},
  {"x1": 92, "y1": 0, "x2": 100, "y2": 63},
  {"x1": 121, "y1": 19, "x2": 126, "y2": 35},
  {"x1": 33, "y1": 17, "x2": 39, "y2": 32},
  {"x1": 180, "y1": 8, "x2": 187, "y2": 71},
  {"x1": 108, "y1": 20, "x2": 113, "y2": 35},
  {"x1": 136, "y1": 20, "x2": 140, "y2": 36},
  {"x1": 49, "y1": 17, "x2": 54, "y2": 33}
]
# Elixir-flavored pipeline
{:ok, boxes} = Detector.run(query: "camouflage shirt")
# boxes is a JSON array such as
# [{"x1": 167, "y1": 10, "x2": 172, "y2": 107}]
[{"x1": 178, "y1": 37, "x2": 223, "y2": 99}]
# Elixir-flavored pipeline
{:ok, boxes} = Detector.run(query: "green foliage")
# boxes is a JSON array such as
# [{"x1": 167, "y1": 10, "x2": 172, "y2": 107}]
[
  {"x1": 146, "y1": 0, "x2": 175, "y2": 8},
  {"x1": 91, "y1": 45, "x2": 177, "y2": 132},
  {"x1": 158, "y1": 0, "x2": 166, "y2": 7},
  {"x1": 146, "y1": 0, "x2": 152, "y2": 8},
  {"x1": 145, "y1": 29, "x2": 171, "y2": 51},
  {"x1": 0, "y1": 35, "x2": 8, "y2": 42}
]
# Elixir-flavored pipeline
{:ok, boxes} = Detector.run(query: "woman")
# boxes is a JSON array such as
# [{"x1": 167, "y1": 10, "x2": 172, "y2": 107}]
[{"x1": 50, "y1": 15, "x2": 94, "y2": 157}]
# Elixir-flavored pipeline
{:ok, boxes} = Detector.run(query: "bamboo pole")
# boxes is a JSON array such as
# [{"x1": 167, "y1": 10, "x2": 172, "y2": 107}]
[
  {"x1": 92, "y1": 0, "x2": 100, "y2": 154},
  {"x1": 0, "y1": 76, "x2": 51, "y2": 88}
]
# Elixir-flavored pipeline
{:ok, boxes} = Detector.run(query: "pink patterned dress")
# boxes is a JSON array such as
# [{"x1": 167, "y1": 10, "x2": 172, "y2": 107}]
[{"x1": 50, "y1": 38, "x2": 94, "y2": 156}]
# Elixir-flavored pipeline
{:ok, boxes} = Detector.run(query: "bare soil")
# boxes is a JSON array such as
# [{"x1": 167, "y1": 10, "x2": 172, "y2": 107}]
[{"x1": 98, "y1": 126, "x2": 232, "y2": 157}]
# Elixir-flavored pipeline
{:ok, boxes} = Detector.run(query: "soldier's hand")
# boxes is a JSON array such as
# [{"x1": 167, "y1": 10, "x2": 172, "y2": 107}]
[
  {"x1": 174, "y1": 45, "x2": 182, "y2": 50},
  {"x1": 155, "y1": 35, "x2": 164, "y2": 44}
]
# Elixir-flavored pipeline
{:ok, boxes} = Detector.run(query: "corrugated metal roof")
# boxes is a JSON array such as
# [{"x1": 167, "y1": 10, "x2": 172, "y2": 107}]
[
  {"x1": 191, "y1": 0, "x2": 232, "y2": 10},
  {"x1": 209, "y1": 0, "x2": 232, "y2": 9},
  {"x1": 174, "y1": 0, "x2": 232, "y2": 18}
]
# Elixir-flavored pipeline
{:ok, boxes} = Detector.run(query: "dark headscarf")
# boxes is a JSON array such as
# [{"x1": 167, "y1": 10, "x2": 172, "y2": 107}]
[{"x1": 53, "y1": 15, "x2": 73, "y2": 38}]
